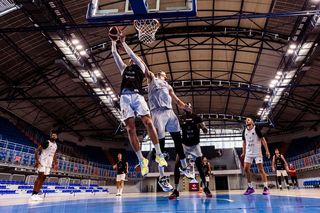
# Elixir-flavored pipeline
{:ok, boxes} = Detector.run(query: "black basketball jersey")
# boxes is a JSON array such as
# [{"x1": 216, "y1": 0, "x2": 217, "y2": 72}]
[
  {"x1": 181, "y1": 113, "x2": 203, "y2": 146},
  {"x1": 116, "y1": 160, "x2": 127, "y2": 174},
  {"x1": 120, "y1": 64, "x2": 145, "y2": 95},
  {"x1": 203, "y1": 163, "x2": 210, "y2": 176},
  {"x1": 275, "y1": 154, "x2": 285, "y2": 170}
]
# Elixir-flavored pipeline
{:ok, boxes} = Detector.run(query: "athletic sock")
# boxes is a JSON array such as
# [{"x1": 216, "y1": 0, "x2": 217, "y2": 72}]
[
  {"x1": 119, "y1": 188, "x2": 123, "y2": 194},
  {"x1": 264, "y1": 182, "x2": 268, "y2": 188},
  {"x1": 135, "y1": 150, "x2": 144, "y2": 162},
  {"x1": 180, "y1": 158, "x2": 187, "y2": 169},
  {"x1": 248, "y1": 182, "x2": 253, "y2": 188},
  {"x1": 279, "y1": 185, "x2": 282, "y2": 188},
  {"x1": 158, "y1": 166, "x2": 165, "y2": 178},
  {"x1": 154, "y1": 143, "x2": 162, "y2": 155},
  {"x1": 32, "y1": 190, "x2": 38, "y2": 195}
]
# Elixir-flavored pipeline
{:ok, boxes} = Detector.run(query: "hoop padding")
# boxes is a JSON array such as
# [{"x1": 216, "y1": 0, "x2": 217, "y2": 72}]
[{"x1": 134, "y1": 19, "x2": 160, "y2": 44}]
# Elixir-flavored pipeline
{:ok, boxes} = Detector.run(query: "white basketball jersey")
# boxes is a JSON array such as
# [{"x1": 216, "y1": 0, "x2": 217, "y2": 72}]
[
  {"x1": 244, "y1": 126, "x2": 262, "y2": 157},
  {"x1": 148, "y1": 77, "x2": 172, "y2": 111},
  {"x1": 40, "y1": 140, "x2": 57, "y2": 167}
]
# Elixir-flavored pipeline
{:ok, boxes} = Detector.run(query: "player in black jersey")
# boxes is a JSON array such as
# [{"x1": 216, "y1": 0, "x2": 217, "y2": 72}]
[
  {"x1": 169, "y1": 104, "x2": 212, "y2": 199},
  {"x1": 272, "y1": 148, "x2": 289, "y2": 190},
  {"x1": 110, "y1": 31, "x2": 167, "y2": 177},
  {"x1": 200, "y1": 156, "x2": 212, "y2": 192},
  {"x1": 113, "y1": 153, "x2": 128, "y2": 196}
]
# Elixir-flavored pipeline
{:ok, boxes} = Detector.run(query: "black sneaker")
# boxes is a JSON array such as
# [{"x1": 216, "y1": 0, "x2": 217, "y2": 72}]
[
  {"x1": 168, "y1": 189, "x2": 179, "y2": 200},
  {"x1": 203, "y1": 187, "x2": 212, "y2": 198}
]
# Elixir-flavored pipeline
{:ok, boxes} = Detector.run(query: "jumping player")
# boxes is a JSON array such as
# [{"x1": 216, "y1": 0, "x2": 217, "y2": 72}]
[
  {"x1": 145, "y1": 70, "x2": 194, "y2": 192},
  {"x1": 113, "y1": 153, "x2": 128, "y2": 196},
  {"x1": 169, "y1": 105, "x2": 213, "y2": 199},
  {"x1": 241, "y1": 117, "x2": 271, "y2": 195},
  {"x1": 272, "y1": 148, "x2": 289, "y2": 190},
  {"x1": 110, "y1": 30, "x2": 167, "y2": 177},
  {"x1": 31, "y1": 130, "x2": 58, "y2": 201}
]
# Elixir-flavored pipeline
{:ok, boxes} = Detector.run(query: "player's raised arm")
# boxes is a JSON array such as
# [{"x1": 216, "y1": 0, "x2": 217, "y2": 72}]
[
  {"x1": 119, "y1": 33, "x2": 146, "y2": 73},
  {"x1": 168, "y1": 85, "x2": 190, "y2": 111}
]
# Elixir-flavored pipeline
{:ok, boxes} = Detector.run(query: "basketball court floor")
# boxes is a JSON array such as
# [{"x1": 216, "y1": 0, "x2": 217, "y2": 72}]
[{"x1": 0, "y1": 190, "x2": 319, "y2": 213}]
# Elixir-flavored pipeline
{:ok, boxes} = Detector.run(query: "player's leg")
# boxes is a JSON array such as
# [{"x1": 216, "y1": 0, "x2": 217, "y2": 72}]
[
  {"x1": 243, "y1": 155, "x2": 255, "y2": 195},
  {"x1": 243, "y1": 156, "x2": 255, "y2": 195},
  {"x1": 135, "y1": 95, "x2": 167, "y2": 167},
  {"x1": 187, "y1": 144, "x2": 212, "y2": 197},
  {"x1": 283, "y1": 171, "x2": 289, "y2": 189},
  {"x1": 169, "y1": 154, "x2": 181, "y2": 199},
  {"x1": 151, "y1": 110, "x2": 167, "y2": 178},
  {"x1": 120, "y1": 178, "x2": 125, "y2": 195},
  {"x1": 124, "y1": 117, "x2": 149, "y2": 176},
  {"x1": 257, "y1": 161, "x2": 269, "y2": 195},
  {"x1": 167, "y1": 111, "x2": 193, "y2": 179}
]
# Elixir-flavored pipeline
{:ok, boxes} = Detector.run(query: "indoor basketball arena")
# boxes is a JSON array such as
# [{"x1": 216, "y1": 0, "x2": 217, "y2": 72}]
[{"x1": 0, "y1": 0, "x2": 319, "y2": 212}]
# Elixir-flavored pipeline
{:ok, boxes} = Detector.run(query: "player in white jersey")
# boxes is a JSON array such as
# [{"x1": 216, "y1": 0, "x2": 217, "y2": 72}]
[
  {"x1": 241, "y1": 117, "x2": 271, "y2": 195},
  {"x1": 31, "y1": 130, "x2": 58, "y2": 201},
  {"x1": 146, "y1": 70, "x2": 194, "y2": 192}
]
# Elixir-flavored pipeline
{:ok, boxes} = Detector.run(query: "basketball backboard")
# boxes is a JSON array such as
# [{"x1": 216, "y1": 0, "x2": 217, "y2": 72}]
[{"x1": 86, "y1": 0, "x2": 197, "y2": 24}]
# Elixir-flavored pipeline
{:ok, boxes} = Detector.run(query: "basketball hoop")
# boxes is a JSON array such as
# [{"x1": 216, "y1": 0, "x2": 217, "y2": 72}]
[{"x1": 134, "y1": 19, "x2": 160, "y2": 44}]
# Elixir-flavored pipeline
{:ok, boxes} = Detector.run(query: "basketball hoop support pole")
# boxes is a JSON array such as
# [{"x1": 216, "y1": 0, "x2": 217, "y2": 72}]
[{"x1": 128, "y1": 0, "x2": 148, "y2": 15}]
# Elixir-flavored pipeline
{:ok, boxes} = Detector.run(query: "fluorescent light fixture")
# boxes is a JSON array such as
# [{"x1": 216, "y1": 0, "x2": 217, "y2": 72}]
[
  {"x1": 269, "y1": 83, "x2": 276, "y2": 88},
  {"x1": 106, "y1": 87, "x2": 111, "y2": 91},
  {"x1": 271, "y1": 79, "x2": 278, "y2": 84},
  {"x1": 289, "y1": 44, "x2": 297, "y2": 49},
  {"x1": 266, "y1": 95, "x2": 270, "y2": 99},
  {"x1": 287, "y1": 49, "x2": 294, "y2": 54},
  {"x1": 79, "y1": 50, "x2": 86, "y2": 55},
  {"x1": 93, "y1": 70, "x2": 101, "y2": 77},
  {"x1": 71, "y1": 39, "x2": 79, "y2": 45},
  {"x1": 275, "y1": 75, "x2": 281, "y2": 79},
  {"x1": 259, "y1": 108, "x2": 263, "y2": 111},
  {"x1": 111, "y1": 94, "x2": 116, "y2": 98},
  {"x1": 276, "y1": 71, "x2": 283, "y2": 75},
  {"x1": 75, "y1": 45, "x2": 83, "y2": 50},
  {"x1": 264, "y1": 98, "x2": 269, "y2": 101},
  {"x1": 113, "y1": 97, "x2": 118, "y2": 101}
]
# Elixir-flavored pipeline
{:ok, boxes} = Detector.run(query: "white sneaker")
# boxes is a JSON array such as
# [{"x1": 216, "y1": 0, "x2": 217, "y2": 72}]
[
  {"x1": 31, "y1": 194, "x2": 43, "y2": 201},
  {"x1": 179, "y1": 167, "x2": 194, "y2": 179},
  {"x1": 158, "y1": 176, "x2": 173, "y2": 192}
]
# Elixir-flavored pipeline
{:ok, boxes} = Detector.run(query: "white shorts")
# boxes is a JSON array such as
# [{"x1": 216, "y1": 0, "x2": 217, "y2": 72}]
[
  {"x1": 120, "y1": 93, "x2": 150, "y2": 121},
  {"x1": 205, "y1": 176, "x2": 210, "y2": 182},
  {"x1": 244, "y1": 156, "x2": 263, "y2": 164},
  {"x1": 183, "y1": 144, "x2": 202, "y2": 160},
  {"x1": 37, "y1": 165, "x2": 51, "y2": 176},
  {"x1": 116, "y1": 174, "x2": 126, "y2": 182},
  {"x1": 151, "y1": 109, "x2": 181, "y2": 139},
  {"x1": 276, "y1": 170, "x2": 288, "y2": 177}
]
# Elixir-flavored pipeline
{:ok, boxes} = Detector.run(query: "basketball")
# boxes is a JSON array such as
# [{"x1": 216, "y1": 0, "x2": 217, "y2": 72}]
[{"x1": 109, "y1": 26, "x2": 120, "y2": 41}]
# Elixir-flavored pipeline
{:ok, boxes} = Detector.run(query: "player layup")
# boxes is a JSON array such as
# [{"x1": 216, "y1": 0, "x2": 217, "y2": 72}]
[
  {"x1": 241, "y1": 117, "x2": 271, "y2": 195},
  {"x1": 31, "y1": 130, "x2": 58, "y2": 201},
  {"x1": 110, "y1": 28, "x2": 167, "y2": 176},
  {"x1": 145, "y1": 69, "x2": 194, "y2": 191}
]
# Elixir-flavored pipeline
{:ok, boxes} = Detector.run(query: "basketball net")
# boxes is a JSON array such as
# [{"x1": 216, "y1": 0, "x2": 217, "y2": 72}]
[{"x1": 134, "y1": 19, "x2": 160, "y2": 44}]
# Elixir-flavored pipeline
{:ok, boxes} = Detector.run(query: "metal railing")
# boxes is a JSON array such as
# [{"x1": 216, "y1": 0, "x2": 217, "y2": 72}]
[{"x1": 0, "y1": 140, "x2": 141, "y2": 179}]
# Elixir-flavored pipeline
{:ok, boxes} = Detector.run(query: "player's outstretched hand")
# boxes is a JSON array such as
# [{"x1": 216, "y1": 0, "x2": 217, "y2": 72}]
[
  {"x1": 119, "y1": 32, "x2": 126, "y2": 43},
  {"x1": 266, "y1": 151, "x2": 270, "y2": 159}
]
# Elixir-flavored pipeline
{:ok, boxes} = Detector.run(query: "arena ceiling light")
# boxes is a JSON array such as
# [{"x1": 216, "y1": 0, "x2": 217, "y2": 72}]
[{"x1": 0, "y1": 0, "x2": 19, "y2": 16}]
